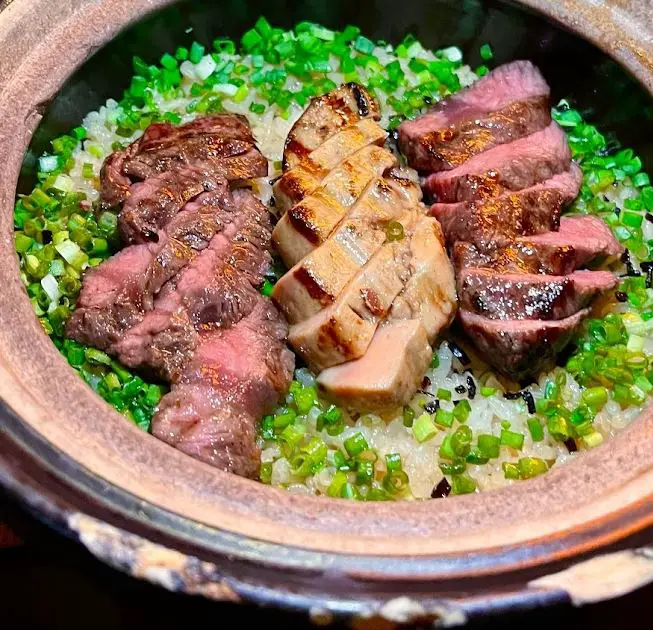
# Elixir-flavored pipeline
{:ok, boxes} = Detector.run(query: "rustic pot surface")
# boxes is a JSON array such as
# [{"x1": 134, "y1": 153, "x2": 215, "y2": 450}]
[{"x1": 0, "y1": 0, "x2": 652, "y2": 621}]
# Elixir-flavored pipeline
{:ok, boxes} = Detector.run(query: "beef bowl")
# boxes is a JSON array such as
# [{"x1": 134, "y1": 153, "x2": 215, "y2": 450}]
[{"x1": 1, "y1": 0, "x2": 653, "y2": 622}]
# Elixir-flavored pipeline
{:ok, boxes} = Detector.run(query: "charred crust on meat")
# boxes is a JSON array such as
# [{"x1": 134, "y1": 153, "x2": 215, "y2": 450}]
[
  {"x1": 292, "y1": 266, "x2": 334, "y2": 306},
  {"x1": 287, "y1": 204, "x2": 320, "y2": 244},
  {"x1": 350, "y1": 83, "x2": 370, "y2": 117},
  {"x1": 360, "y1": 287, "x2": 385, "y2": 317}
]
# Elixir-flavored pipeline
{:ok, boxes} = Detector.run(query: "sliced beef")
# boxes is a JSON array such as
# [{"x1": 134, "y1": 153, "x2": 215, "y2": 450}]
[
  {"x1": 317, "y1": 319, "x2": 432, "y2": 412},
  {"x1": 123, "y1": 138, "x2": 267, "y2": 184},
  {"x1": 114, "y1": 189, "x2": 272, "y2": 380},
  {"x1": 272, "y1": 144, "x2": 397, "y2": 267},
  {"x1": 430, "y1": 164, "x2": 583, "y2": 218},
  {"x1": 525, "y1": 215, "x2": 624, "y2": 266},
  {"x1": 433, "y1": 188, "x2": 562, "y2": 251},
  {"x1": 458, "y1": 269, "x2": 617, "y2": 320},
  {"x1": 425, "y1": 122, "x2": 571, "y2": 203},
  {"x1": 273, "y1": 118, "x2": 387, "y2": 212},
  {"x1": 283, "y1": 83, "x2": 380, "y2": 170},
  {"x1": 453, "y1": 241, "x2": 578, "y2": 276},
  {"x1": 459, "y1": 309, "x2": 589, "y2": 381},
  {"x1": 399, "y1": 61, "x2": 551, "y2": 171},
  {"x1": 118, "y1": 166, "x2": 221, "y2": 244},
  {"x1": 100, "y1": 114, "x2": 266, "y2": 209},
  {"x1": 66, "y1": 184, "x2": 234, "y2": 351},
  {"x1": 152, "y1": 298, "x2": 294, "y2": 478}
]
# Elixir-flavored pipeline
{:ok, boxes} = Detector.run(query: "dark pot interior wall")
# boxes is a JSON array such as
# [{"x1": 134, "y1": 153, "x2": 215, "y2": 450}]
[{"x1": 19, "y1": 0, "x2": 653, "y2": 194}]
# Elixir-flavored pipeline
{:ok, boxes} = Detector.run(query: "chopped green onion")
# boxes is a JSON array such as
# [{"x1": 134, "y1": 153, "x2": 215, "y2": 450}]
[
  {"x1": 344, "y1": 432, "x2": 369, "y2": 456},
  {"x1": 413, "y1": 413, "x2": 437, "y2": 443},
  {"x1": 434, "y1": 408, "x2": 454, "y2": 428},
  {"x1": 527, "y1": 418, "x2": 544, "y2": 442},
  {"x1": 500, "y1": 429, "x2": 524, "y2": 450},
  {"x1": 477, "y1": 434, "x2": 500, "y2": 458},
  {"x1": 385, "y1": 220, "x2": 404, "y2": 241},
  {"x1": 451, "y1": 474, "x2": 476, "y2": 495}
]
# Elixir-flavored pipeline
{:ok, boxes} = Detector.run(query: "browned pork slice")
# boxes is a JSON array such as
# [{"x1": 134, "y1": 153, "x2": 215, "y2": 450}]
[
  {"x1": 459, "y1": 309, "x2": 589, "y2": 381},
  {"x1": 433, "y1": 188, "x2": 562, "y2": 251},
  {"x1": 387, "y1": 216, "x2": 457, "y2": 340},
  {"x1": 288, "y1": 212, "x2": 418, "y2": 371},
  {"x1": 273, "y1": 118, "x2": 387, "y2": 212},
  {"x1": 453, "y1": 241, "x2": 578, "y2": 276},
  {"x1": 430, "y1": 164, "x2": 583, "y2": 218},
  {"x1": 100, "y1": 114, "x2": 267, "y2": 208},
  {"x1": 152, "y1": 298, "x2": 294, "y2": 478},
  {"x1": 114, "y1": 189, "x2": 272, "y2": 380},
  {"x1": 424, "y1": 122, "x2": 571, "y2": 203},
  {"x1": 317, "y1": 319, "x2": 432, "y2": 412},
  {"x1": 272, "y1": 175, "x2": 422, "y2": 324},
  {"x1": 118, "y1": 166, "x2": 220, "y2": 244},
  {"x1": 66, "y1": 184, "x2": 235, "y2": 351},
  {"x1": 399, "y1": 61, "x2": 551, "y2": 171},
  {"x1": 272, "y1": 145, "x2": 397, "y2": 267},
  {"x1": 525, "y1": 215, "x2": 624, "y2": 267},
  {"x1": 283, "y1": 83, "x2": 380, "y2": 170},
  {"x1": 459, "y1": 269, "x2": 617, "y2": 320}
]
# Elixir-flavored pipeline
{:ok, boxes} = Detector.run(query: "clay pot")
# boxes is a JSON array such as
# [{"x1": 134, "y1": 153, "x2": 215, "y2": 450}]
[{"x1": 0, "y1": 0, "x2": 652, "y2": 623}]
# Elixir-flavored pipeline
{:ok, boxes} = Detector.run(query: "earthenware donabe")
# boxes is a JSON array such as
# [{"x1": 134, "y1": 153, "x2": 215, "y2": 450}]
[{"x1": 0, "y1": 0, "x2": 652, "y2": 623}]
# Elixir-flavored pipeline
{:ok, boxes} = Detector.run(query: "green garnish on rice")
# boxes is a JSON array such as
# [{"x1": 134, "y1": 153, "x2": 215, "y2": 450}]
[{"x1": 13, "y1": 19, "x2": 653, "y2": 499}]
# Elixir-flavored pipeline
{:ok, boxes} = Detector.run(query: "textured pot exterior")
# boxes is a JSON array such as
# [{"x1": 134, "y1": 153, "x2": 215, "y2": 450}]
[{"x1": 0, "y1": 0, "x2": 652, "y2": 621}]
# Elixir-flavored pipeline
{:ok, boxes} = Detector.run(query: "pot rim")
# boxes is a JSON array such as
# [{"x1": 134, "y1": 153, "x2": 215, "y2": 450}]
[{"x1": 0, "y1": 0, "x2": 652, "y2": 618}]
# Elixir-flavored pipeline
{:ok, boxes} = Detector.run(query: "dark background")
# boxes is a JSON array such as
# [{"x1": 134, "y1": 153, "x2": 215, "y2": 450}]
[
  {"x1": 1, "y1": 495, "x2": 651, "y2": 630},
  {"x1": 5, "y1": 0, "x2": 653, "y2": 628}
]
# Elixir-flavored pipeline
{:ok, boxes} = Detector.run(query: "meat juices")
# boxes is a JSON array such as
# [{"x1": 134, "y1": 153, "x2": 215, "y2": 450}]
[
  {"x1": 399, "y1": 60, "x2": 621, "y2": 380},
  {"x1": 68, "y1": 115, "x2": 293, "y2": 478},
  {"x1": 272, "y1": 84, "x2": 457, "y2": 411}
]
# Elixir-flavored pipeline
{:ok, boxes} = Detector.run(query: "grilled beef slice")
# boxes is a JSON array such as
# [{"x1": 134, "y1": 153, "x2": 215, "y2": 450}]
[
  {"x1": 152, "y1": 298, "x2": 294, "y2": 478},
  {"x1": 458, "y1": 269, "x2": 617, "y2": 320},
  {"x1": 430, "y1": 164, "x2": 582, "y2": 218},
  {"x1": 399, "y1": 61, "x2": 551, "y2": 171},
  {"x1": 424, "y1": 122, "x2": 571, "y2": 203},
  {"x1": 100, "y1": 114, "x2": 267, "y2": 209},
  {"x1": 66, "y1": 184, "x2": 234, "y2": 350},
  {"x1": 433, "y1": 188, "x2": 562, "y2": 250},
  {"x1": 452, "y1": 241, "x2": 578, "y2": 276},
  {"x1": 114, "y1": 189, "x2": 272, "y2": 379},
  {"x1": 526, "y1": 215, "x2": 624, "y2": 266},
  {"x1": 459, "y1": 308, "x2": 590, "y2": 381}
]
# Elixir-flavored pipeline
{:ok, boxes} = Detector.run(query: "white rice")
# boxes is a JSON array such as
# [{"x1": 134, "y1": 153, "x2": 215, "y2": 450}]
[{"x1": 44, "y1": 36, "x2": 652, "y2": 500}]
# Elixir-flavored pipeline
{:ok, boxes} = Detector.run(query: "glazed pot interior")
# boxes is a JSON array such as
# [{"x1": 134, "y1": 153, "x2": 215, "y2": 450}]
[{"x1": 1, "y1": 0, "x2": 653, "y2": 571}]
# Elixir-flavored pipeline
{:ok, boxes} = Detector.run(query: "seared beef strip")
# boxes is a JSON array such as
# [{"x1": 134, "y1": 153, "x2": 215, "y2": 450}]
[
  {"x1": 118, "y1": 166, "x2": 220, "y2": 244},
  {"x1": 430, "y1": 164, "x2": 582, "y2": 218},
  {"x1": 459, "y1": 309, "x2": 589, "y2": 382},
  {"x1": 458, "y1": 269, "x2": 617, "y2": 320},
  {"x1": 453, "y1": 241, "x2": 578, "y2": 276},
  {"x1": 100, "y1": 114, "x2": 267, "y2": 209},
  {"x1": 526, "y1": 215, "x2": 624, "y2": 267},
  {"x1": 399, "y1": 61, "x2": 551, "y2": 171},
  {"x1": 152, "y1": 298, "x2": 294, "y2": 478},
  {"x1": 433, "y1": 188, "x2": 562, "y2": 250},
  {"x1": 283, "y1": 83, "x2": 380, "y2": 170},
  {"x1": 66, "y1": 184, "x2": 234, "y2": 351},
  {"x1": 114, "y1": 189, "x2": 272, "y2": 380},
  {"x1": 425, "y1": 122, "x2": 571, "y2": 203}
]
